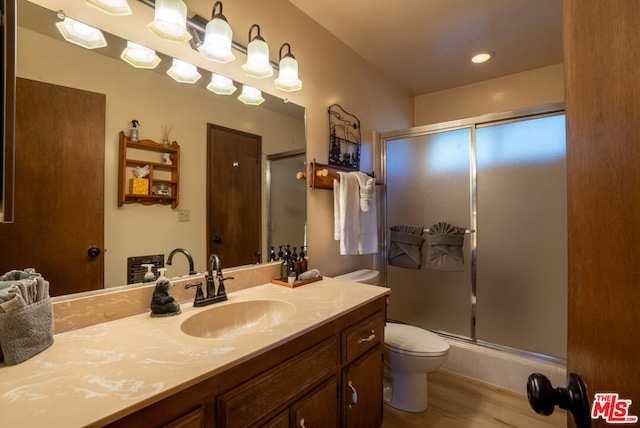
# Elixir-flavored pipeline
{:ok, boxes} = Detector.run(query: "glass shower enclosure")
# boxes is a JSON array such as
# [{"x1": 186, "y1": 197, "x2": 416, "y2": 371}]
[{"x1": 382, "y1": 105, "x2": 567, "y2": 359}]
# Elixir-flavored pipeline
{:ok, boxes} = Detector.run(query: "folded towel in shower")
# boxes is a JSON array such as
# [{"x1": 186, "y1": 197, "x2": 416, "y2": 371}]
[
  {"x1": 426, "y1": 222, "x2": 466, "y2": 271},
  {"x1": 0, "y1": 271, "x2": 54, "y2": 365},
  {"x1": 388, "y1": 225, "x2": 425, "y2": 269}
]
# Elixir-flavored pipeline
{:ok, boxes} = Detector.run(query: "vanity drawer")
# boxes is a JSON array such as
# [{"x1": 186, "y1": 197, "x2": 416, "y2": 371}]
[
  {"x1": 343, "y1": 312, "x2": 384, "y2": 362},
  {"x1": 217, "y1": 337, "x2": 337, "y2": 428}
]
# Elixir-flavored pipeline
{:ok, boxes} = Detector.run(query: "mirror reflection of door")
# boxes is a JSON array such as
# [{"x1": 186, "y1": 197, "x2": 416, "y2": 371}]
[
  {"x1": 0, "y1": 78, "x2": 105, "y2": 296},
  {"x1": 267, "y1": 152, "x2": 306, "y2": 257},
  {"x1": 207, "y1": 124, "x2": 261, "y2": 268}
]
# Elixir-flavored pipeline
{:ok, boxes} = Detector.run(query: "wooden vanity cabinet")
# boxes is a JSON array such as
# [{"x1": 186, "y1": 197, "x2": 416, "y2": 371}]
[{"x1": 105, "y1": 296, "x2": 386, "y2": 428}]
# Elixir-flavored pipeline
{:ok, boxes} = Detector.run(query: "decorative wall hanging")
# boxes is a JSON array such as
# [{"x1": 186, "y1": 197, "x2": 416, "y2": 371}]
[{"x1": 328, "y1": 104, "x2": 361, "y2": 170}]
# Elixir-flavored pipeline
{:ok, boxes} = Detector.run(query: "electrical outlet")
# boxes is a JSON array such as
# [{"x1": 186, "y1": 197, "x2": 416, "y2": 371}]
[{"x1": 177, "y1": 209, "x2": 190, "y2": 222}]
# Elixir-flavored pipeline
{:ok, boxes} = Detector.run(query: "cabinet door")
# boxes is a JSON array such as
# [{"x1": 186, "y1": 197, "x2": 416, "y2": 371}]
[
  {"x1": 342, "y1": 346, "x2": 383, "y2": 428},
  {"x1": 291, "y1": 379, "x2": 338, "y2": 428},
  {"x1": 162, "y1": 406, "x2": 204, "y2": 428}
]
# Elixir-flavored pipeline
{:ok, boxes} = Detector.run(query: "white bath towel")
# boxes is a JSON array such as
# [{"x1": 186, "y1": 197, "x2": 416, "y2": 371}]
[
  {"x1": 354, "y1": 171, "x2": 378, "y2": 254},
  {"x1": 334, "y1": 172, "x2": 378, "y2": 255},
  {"x1": 334, "y1": 172, "x2": 360, "y2": 254}
]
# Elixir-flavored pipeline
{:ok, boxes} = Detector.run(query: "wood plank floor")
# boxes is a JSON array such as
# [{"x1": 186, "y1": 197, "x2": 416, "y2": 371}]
[{"x1": 382, "y1": 370, "x2": 567, "y2": 428}]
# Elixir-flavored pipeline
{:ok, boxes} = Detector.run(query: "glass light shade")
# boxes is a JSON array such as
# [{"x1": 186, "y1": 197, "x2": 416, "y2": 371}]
[
  {"x1": 85, "y1": 0, "x2": 132, "y2": 16},
  {"x1": 198, "y1": 17, "x2": 235, "y2": 63},
  {"x1": 274, "y1": 55, "x2": 302, "y2": 92},
  {"x1": 167, "y1": 59, "x2": 201, "y2": 83},
  {"x1": 147, "y1": 0, "x2": 192, "y2": 43},
  {"x1": 206, "y1": 73, "x2": 237, "y2": 95},
  {"x1": 55, "y1": 17, "x2": 107, "y2": 50},
  {"x1": 242, "y1": 38, "x2": 273, "y2": 78},
  {"x1": 237, "y1": 85, "x2": 264, "y2": 105},
  {"x1": 121, "y1": 42, "x2": 161, "y2": 69}
]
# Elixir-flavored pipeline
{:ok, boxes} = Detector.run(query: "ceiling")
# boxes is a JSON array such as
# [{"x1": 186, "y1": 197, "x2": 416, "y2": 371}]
[{"x1": 288, "y1": 0, "x2": 563, "y2": 96}]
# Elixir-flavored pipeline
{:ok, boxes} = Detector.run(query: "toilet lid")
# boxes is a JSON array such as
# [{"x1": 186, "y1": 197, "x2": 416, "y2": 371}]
[{"x1": 384, "y1": 323, "x2": 450, "y2": 357}]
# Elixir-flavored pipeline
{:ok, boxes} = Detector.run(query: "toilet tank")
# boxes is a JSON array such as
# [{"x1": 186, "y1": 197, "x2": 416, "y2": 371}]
[{"x1": 334, "y1": 269, "x2": 380, "y2": 285}]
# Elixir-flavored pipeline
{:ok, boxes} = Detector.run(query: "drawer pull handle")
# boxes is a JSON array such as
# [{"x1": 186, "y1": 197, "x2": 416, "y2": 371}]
[
  {"x1": 299, "y1": 417, "x2": 306, "y2": 427},
  {"x1": 358, "y1": 329, "x2": 376, "y2": 343},
  {"x1": 348, "y1": 380, "x2": 358, "y2": 408}
]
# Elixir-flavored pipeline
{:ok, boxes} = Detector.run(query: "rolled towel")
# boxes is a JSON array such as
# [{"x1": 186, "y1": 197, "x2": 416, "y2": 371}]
[{"x1": 298, "y1": 269, "x2": 320, "y2": 281}]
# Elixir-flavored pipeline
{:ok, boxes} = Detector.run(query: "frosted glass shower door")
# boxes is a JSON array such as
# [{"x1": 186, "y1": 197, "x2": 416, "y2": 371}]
[
  {"x1": 475, "y1": 114, "x2": 567, "y2": 358},
  {"x1": 386, "y1": 128, "x2": 473, "y2": 338}
]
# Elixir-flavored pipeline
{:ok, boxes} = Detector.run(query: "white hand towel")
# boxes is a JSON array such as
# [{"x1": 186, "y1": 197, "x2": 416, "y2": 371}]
[
  {"x1": 354, "y1": 172, "x2": 378, "y2": 254},
  {"x1": 334, "y1": 172, "x2": 361, "y2": 255}
]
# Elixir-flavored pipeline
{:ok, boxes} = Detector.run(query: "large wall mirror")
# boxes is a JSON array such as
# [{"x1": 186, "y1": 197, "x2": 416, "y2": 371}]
[{"x1": 0, "y1": 0, "x2": 306, "y2": 295}]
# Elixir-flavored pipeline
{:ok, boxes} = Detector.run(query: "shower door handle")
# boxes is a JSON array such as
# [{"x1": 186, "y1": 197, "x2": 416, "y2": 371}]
[{"x1": 527, "y1": 372, "x2": 591, "y2": 428}]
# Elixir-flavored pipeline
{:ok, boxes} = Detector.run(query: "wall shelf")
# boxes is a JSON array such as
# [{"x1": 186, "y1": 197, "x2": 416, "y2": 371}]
[
  {"x1": 300, "y1": 160, "x2": 381, "y2": 190},
  {"x1": 118, "y1": 131, "x2": 180, "y2": 208}
]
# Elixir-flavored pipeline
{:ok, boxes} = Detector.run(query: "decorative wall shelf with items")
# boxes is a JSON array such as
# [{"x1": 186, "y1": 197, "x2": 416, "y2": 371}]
[{"x1": 118, "y1": 131, "x2": 180, "y2": 208}]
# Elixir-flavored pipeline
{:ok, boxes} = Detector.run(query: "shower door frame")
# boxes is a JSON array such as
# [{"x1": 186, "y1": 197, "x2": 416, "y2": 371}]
[{"x1": 379, "y1": 102, "x2": 565, "y2": 353}]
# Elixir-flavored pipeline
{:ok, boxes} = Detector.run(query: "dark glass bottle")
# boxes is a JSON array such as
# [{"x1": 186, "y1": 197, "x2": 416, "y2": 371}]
[
  {"x1": 280, "y1": 251, "x2": 290, "y2": 281},
  {"x1": 299, "y1": 246, "x2": 308, "y2": 273},
  {"x1": 269, "y1": 246, "x2": 276, "y2": 262}
]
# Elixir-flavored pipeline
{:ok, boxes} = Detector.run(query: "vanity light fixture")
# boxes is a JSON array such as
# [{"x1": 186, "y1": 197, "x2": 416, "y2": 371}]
[
  {"x1": 237, "y1": 85, "x2": 265, "y2": 105},
  {"x1": 121, "y1": 41, "x2": 161, "y2": 69},
  {"x1": 55, "y1": 13, "x2": 107, "y2": 50},
  {"x1": 147, "y1": 0, "x2": 192, "y2": 43},
  {"x1": 242, "y1": 24, "x2": 273, "y2": 79},
  {"x1": 167, "y1": 58, "x2": 201, "y2": 83},
  {"x1": 198, "y1": 1, "x2": 235, "y2": 63},
  {"x1": 206, "y1": 73, "x2": 237, "y2": 95},
  {"x1": 85, "y1": 0, "x2": 132, "y2": 16},
  {"x1": 274, "y1": 43, "x2": 302, "y2": 92},
  {"x1": 471, "y1": 51, "x2": 494, "y2": 64}
]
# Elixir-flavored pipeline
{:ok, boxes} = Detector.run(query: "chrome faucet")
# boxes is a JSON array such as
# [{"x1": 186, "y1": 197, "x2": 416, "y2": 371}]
[
  {"x1": 185, "y1": 254, "x2": 233, "y2": 307},
  {"x1": 167, "y1": 248, "x2": 196, "y2": 275}
]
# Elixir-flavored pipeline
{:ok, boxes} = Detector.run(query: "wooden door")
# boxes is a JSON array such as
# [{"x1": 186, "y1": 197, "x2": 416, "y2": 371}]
[
  {"x1": 207, "y1": 124, "x2": 261, "y2": 268},
  {"x1": 0, "y1": 78, "x2": 105, "y2": 296},
  {"x1": 564, "y1": 0, "x2": 640, "y2": 426}
]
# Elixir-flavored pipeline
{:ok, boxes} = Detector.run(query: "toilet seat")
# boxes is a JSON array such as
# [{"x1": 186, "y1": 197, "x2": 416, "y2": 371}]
[{"x1": 385, "y1": 323, "x2": 449, "y2": 357}]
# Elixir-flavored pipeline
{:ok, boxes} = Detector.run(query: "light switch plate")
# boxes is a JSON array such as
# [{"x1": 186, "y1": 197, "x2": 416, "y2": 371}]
[{"x1": 177, "y1": 209, "x2": 190, "y2": 222}]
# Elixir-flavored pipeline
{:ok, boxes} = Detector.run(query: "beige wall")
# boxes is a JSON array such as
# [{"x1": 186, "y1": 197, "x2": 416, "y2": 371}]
[
  {"x1": 24, "y1": 0, "x2": 413, "y2": 286},
  {"x1": 414, "y1": 63, "x2": 565, "y2": 126}
]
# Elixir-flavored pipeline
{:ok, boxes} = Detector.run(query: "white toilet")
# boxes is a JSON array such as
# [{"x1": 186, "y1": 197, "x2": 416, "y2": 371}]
[
  {"x1": 334, "y1": 269, "x2": 450, "y2": 413},
  {"x1": 383, "y1": 322, "x2": 449, "y2": 412}
]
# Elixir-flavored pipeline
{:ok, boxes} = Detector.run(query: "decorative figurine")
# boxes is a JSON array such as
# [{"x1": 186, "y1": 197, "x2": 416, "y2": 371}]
[{"x1": 150, "y1": 279, "x2": 181, "y2": 317}]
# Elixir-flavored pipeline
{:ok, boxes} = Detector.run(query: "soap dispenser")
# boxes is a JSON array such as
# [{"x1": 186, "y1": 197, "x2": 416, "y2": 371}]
[
  {"x1": 299, "y1": 246, "x2": 308, "y2": 274},
  {"x1": 142, "y1": 264, "x2": 156, "y2": 282},
  {"x1": 130, "y1": 119, "x2": 140, "y2": 142},
  {"x1": 280, "y1": 251, "x2": 290, "y2": 281}
]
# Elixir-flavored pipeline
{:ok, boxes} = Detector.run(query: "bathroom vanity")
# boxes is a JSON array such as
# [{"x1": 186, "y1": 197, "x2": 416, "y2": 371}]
[{"x1": 0, "y1": 278, "x2": 388, "y2": 427}]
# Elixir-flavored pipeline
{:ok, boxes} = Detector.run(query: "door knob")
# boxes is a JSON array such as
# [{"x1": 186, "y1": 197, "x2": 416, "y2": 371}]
[
  {"x1": 87, "y1": 246, "x2": 101, "y2": 258},
  {"x1": 527, "y1": 372, "x2": 591, "y2": 428}
]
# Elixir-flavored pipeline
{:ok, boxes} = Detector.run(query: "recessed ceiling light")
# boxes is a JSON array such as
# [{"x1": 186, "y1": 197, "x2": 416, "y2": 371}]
[{"x1": 471, "y1": 51, "x2": 494, "y2": 64}]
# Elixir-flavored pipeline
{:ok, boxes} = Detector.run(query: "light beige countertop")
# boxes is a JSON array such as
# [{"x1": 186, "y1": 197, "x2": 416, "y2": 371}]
[{"x1": 0, "y1": 278, "x2": 389, "y2": 427}]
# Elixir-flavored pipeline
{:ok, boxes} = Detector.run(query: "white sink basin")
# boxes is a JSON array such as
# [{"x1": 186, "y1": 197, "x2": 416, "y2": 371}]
[{"x1": 180, "y1": 299, "x2": 297, "y2": 338}]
